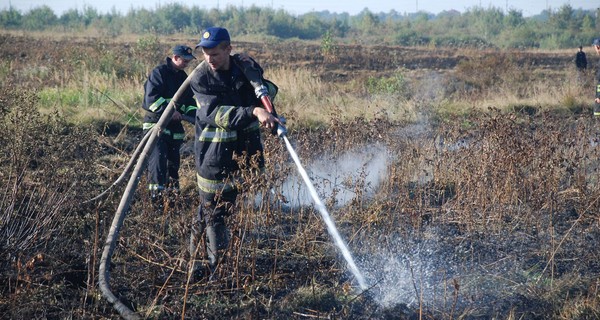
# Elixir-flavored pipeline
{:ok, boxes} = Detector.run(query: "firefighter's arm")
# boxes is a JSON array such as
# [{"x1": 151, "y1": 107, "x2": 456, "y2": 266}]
[
  {"x1": 197, "y1": 99, "x2": 256, "y2": 130},
  {"x1": 252, "y1": 107, "x2": 280, "y2": 130},
  {"x1": 176, "y1": 90, "x2": 198, "y2": 124},
  {"x1": 143, "y1": 70, "x2": 168, "y2": 114}
]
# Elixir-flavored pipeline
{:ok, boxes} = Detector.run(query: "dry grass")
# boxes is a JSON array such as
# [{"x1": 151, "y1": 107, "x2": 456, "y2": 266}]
[{"x1": 2, "y1": 32, "x2": 600, "y2": 319}]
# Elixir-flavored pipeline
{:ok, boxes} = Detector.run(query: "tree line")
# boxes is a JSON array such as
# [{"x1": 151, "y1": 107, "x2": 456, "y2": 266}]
[{"x1": 1, "y1": 3, "x2": 599, "y2": 49}]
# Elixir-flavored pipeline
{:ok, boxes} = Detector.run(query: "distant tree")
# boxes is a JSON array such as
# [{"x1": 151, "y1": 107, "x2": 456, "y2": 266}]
[
  {"x1": 0, "y1": 3, "x2": 598, "y2": 49},
  {"x1": 298, "y1": 13, "x2": 328, "y2": 39},
  {"x1": 354, "y1": 8, "x2": 380, "y2": 35},
  {"x1": 126, "y1": 9, "x2": 161, "y2": 34},
  {"x1": 330, "y1": 17, "x2": 350, "y2": 38},
  {"x1": 549, "y1": 4, "x2": 576, "y2": 31},
  {"x1": 268, "y1": 9, "x2": 298, "y2": 38},
  {"x1": 0, "y1": 7, "x2": 22, "y2": 28},
  {"x1": 82, "y1": 6, "x2": 100, "y2": 26},
  {"x1": 504, "y1": 9, "x2": 525, "y2": 28},
  {"x1": 22, "y1": 6, "x2": 56, "y2": 30},
  {"x1": 156, "y1": 3, "x2": 191, "y2": 33},
  {"x1": 59, "y1": 9, "x2": 81, "y2": 28},
  {"x1": 466, "y1": 7, "x2": 504, "y2": 39},
  {"x1": 582, "y1": 14, "x2": 594, "y2": 32},
  {"x1": 188, "y1": 6, "x2": 209, "y2": 33},
  {"x1": 242, "y1": 6, "x2": 271, "y2": 34}
]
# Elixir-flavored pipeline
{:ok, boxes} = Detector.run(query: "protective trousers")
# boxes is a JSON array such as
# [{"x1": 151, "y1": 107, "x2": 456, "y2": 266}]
[
  {"x1": 189, "y1": 189, "x2": 238, "y2": 269},
  {"x1": 145, "y1": 130, "x2": 182, "y2": 195}
]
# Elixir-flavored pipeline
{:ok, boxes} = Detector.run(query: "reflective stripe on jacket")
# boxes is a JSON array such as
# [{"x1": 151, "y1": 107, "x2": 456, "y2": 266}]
[
  {"x1": 190, "y1": 56, "x2": 269, "y2": 193},
  {"x1": 142, "y1": 57, "x2": 197, "y2": 135}
]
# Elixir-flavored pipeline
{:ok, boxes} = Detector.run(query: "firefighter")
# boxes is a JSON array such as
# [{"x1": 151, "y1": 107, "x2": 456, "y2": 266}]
[
  {"x1": 142, "y1": 45, "x2": 197, "y2": 205},
  {"x1": 188, "y1": 27, "x2": 280, "y2": 276},
  {"x1": 593, "y1": 39, "x2": 600, "y2": 117},
  {"x1": 576, "y1": 45, "x2": 587, "y2": 72}
]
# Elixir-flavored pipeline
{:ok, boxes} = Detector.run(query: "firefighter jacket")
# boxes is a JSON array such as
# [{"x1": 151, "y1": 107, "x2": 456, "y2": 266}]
[
  {"x1": 190, "y1": 56, "x2": 274, "y2": 194},
  {"x1": 142, "y1": 57, "x2": 197, "y2": 140}
]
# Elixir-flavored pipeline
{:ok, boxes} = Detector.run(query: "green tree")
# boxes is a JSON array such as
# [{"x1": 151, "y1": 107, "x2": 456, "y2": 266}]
[
  {"x1": 82, "y1": 6, "x2": 100, "y2": 26},
  {"x1": 298, "y1": 13, "x2": 328, "y2": 39},
  {"x1": 467, "y1": 7, "x2": 504, "y2": 39},
  {"x1": 504, "y1": 9, "x2": 525, "y2": 28},
  {"x1": 268, "y1": 9, "x2": 298, "y2": 38},
  {"x1": 550, "y1": 5, "x2": 576, "y2": 31},
  {"x1": 354, "y1": 8, "x2": 379, "y2": 35},
  {"x1": 21, "y1": 6, "x2": 56, "y2": 30},
  {"x1": 59, "y1": 9, "x2": 81, "y2": 27},
  {"x1": 582, "y1": 14, "x2": 594, "y2": 32},
  {"x1": 155, "y1": 3, "x2": 191, "y2": 33},
  {"x1": 0, "y1": 7, "x2": 22, "y2": 28}
]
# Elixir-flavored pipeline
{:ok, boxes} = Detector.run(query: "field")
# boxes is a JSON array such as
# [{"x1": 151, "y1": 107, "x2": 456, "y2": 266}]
[{"x1": 2, "y1": 32, "x2": 600, "y2": 319}]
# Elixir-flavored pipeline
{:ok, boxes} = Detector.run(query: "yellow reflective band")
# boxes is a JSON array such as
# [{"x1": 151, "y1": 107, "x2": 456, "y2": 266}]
[
  {"x1": 196, "y1": 173, "x2": 237, "y2": 193},
  {"x1": 143, "y1": 122, "x2": 156, "y2": 130},
  {"x1": 215, "y1": 105, "x2": 235, "y2": 128},
  {"x1": 199, "y1": 127, "x2": 237, "y2": 142},
  {"x1": 149, "y1": 97, "x2": 167, "y2": 112},
  {"x1": 173, "y1": 133, "x2": 185, "y2": 140},
  {"x1": 181, "y1": 104, "x2": 198, "y2": 114},
  {"x1": 148, "y1": 184, "x2": 165, "y2": 191},
  {"x1": 594, "y1": 112, "x2": 600, "y2": 117}
]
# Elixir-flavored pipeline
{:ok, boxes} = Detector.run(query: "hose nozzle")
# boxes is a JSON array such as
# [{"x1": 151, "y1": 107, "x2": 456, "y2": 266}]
[
  {"x1": 276, "y1": 116, "x2": 287, "y2": 137},
  {"x1": 255, "y1": 85, "x2": 275, "y2": 114},
  {"x1": 254, "y1": 84, "x2": 285, "y2": 137}
]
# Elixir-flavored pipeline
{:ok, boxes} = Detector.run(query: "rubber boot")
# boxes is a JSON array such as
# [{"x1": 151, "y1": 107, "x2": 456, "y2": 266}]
[
  {"x1": 188, "y1": 222, "x2": 204, "y2": 281},
  {"x1": 206, "y1": 223, "x2": 229, "y2": 269}
]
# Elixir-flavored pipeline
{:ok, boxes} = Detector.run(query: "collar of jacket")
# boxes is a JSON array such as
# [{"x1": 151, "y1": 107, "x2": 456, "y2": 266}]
[{"x1": 165, "y1": 57, "x2": 181, "y2": 73}]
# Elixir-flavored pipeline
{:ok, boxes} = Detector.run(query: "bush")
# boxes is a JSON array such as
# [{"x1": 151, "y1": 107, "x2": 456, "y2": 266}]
[{"x1": 0, "y1": 86, "x2": 100, "y2": 257}]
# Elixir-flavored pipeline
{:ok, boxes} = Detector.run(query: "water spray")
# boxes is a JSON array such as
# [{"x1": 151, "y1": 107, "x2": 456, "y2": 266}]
[
  {"x1": 248, "y1": 66, "x2": 368, "y2": 290},
  {"x1": 281, "y1": 135, "x2": 368, "y2": 290}
]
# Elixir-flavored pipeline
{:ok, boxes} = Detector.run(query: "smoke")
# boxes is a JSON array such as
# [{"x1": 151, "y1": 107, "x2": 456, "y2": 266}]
[{"x1": 278, "y1": 143, "x2": 390, "y2": 208}]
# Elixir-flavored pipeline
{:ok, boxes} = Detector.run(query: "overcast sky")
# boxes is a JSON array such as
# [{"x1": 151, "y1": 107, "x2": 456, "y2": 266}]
[{"x1": 2, "y1": 0, "x2": 598, "y2": 17}]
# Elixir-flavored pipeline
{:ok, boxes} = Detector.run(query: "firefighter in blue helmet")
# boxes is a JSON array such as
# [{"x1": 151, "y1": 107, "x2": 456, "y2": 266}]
[
  {"x1": 188, "y1": 27, "x2": 280, "y2": 276},
  {"x1": 142, "y1": 45, "x2": 197, "y2": 205}
]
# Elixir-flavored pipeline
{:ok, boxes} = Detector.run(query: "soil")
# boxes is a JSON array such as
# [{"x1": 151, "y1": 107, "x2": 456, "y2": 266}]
[
  {"x1": 0, "y1": 33, "x2": 578, "y2": 84},
  {"x1": 1, "y1": 32, "x2": 598, "y2": 320}
]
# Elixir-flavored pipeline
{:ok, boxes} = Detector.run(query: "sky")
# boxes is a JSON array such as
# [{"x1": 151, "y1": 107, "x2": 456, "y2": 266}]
[{"x1": 1, "y1": 0, "x2": 598, "y2": 17}]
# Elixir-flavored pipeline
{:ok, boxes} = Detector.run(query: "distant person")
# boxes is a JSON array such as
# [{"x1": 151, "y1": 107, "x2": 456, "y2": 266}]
[
  {"x1": 142, "y1": 45, "x2": 197, "y2": 206},
  {"x1": 594, "y1": 39, "x2": 600, "y2": 117},
  {"x1": 188, "y1": 27, "x2": 280, "y2": 277},
  {"x1": 576, "y1": 45, "x2": 587, "y2": 72}
]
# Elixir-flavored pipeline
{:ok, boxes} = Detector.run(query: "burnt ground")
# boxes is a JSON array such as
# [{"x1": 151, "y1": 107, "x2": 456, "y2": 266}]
[
  {"x1": 0, "y1": 33, "x2": 582, "y2": 85},
  {"x1": 2, "y1": 33, "x2": 600, "y2": 320}
]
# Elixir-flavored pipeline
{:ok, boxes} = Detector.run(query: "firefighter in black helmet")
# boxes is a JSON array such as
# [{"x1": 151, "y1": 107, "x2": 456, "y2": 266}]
[{"x1": 142, "y1": 45, "x2": 197, "y2": 205}]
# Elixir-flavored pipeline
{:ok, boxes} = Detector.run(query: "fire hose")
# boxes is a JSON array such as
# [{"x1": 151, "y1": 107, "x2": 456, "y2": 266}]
[{"x1": 98, "y1": 62, "x2": 202, "y2": 320}]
